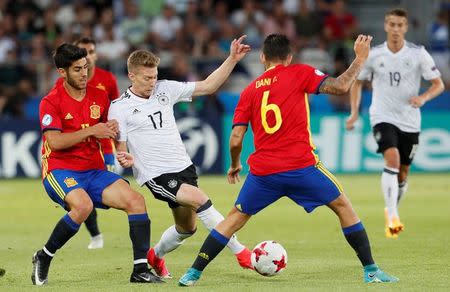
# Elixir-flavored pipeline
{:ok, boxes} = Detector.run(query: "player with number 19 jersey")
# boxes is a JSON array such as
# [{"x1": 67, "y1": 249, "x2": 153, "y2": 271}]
[{"x1": 233, "y1": 64, "x2": 328, "y2": 175}]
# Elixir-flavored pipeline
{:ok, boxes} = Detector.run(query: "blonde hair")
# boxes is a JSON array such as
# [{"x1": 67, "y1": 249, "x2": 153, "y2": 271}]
[{"x1": 127, "y1": 50, "x2": 160, "y2": 73}]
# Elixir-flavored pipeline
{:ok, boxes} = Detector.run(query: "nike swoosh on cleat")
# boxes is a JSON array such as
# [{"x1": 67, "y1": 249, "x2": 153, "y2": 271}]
[{"x1": 368, "y1": 272, "x2": 377, "y2": 278}]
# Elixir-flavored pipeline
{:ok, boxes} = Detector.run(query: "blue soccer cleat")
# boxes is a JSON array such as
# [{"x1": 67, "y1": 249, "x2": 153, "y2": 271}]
[
  {"x1": 178, "y1": 268, "x2": 202, "y2": 287},
  {"x1": 364, "y1": 264, "x2": 399, "y2": 283}
]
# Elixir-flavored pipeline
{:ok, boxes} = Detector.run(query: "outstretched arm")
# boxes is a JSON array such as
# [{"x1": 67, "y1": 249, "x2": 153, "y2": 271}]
[
  {"x1": 193, "y1": 35, "x2": 251, "y2": 97},
  {"x1": 319, "y1": 35, "x2": 372, "y2": 95}
]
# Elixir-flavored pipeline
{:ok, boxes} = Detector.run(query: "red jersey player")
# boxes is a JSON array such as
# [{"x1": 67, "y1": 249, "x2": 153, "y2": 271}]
[
  {"x1": 55, "y1": 37, "x2": 119, "y2": 249},
  {"x1": 32, "y1": 44, "x2": 162, "y2": 285},
  {"x1": 179, "y1": 34, "x2": 398, "y2": 286}
]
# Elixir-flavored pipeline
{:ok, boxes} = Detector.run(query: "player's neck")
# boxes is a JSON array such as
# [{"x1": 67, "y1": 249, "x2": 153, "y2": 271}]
[
  {"x1": 63, "y1": 81, "x2": 86, "y2": 101},
  {"x1": 129, "y1": 86, "x2": 150, "y2": 99},
  {"x1": 387, "y1": 39, "x2": 404, "y2": 53},
  {"x1": 264, "y1": 62, "x2": 282, "y2": 71},
  {"x1": 87, "y1": 67, "x2": 95, "y2": 81}
]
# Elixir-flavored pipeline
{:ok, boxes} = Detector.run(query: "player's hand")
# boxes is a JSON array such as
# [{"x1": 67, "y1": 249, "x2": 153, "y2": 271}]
[
  {"x1": 106, "y1": 119, "x2": 119, "y2": 134},
  {"x1": 229, "y1": 35, "x2": 251, "y2": 62},
  {"x1": 89, "y1": 123, "x2": 117, "y2": 139},
  {"x1": 116, "y1": 151, "x2": 134, "y2": 168},
  {"x1": 345, "y1": 113, "x2": 359, "y2": 130},
  {"x1": 409, "y1": 95, "x2": 426, "y2": 108},
  {"x1": 354, "y1": 34, "x2": 373, "y2": 62},
  {"x1": 227, "y1": 164, "x2": 242, "y2": 184}
]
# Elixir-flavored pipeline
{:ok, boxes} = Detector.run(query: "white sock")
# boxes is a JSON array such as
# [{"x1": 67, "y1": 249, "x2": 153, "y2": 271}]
[
  {"x1": 154, "y1": 225, "x2": 193, "y2": 258},
  {"x1": 197, "y1": 204, "x2": 245, "y2": 254},
  {"x1": 381, "y1": 167, "x2": 399, "y2": 220},
  {"x1": 398, "y1": 181, "x2": 408, "y2": 205}
]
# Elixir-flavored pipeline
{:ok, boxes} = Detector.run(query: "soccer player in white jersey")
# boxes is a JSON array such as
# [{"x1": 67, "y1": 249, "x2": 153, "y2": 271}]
[
  {"x1": 346, "y1": 8, "x2": 444, "y2": 238},
  {"x1": 108, "y1": 36, "x2": 253, "y2": 278}
]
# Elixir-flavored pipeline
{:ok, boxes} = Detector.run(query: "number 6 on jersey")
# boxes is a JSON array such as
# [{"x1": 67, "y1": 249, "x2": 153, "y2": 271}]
[{"x1": 261, "y1": 90, "x2": 282, "y2": 134}]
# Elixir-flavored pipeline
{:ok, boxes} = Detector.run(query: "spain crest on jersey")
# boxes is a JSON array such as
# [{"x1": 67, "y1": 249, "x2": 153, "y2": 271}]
[
  {"x1": 90, "y1": 104, "x2": 101, "y2": 119},
  {"x1": 64, "y1": 177, "x2": 78, "y2": 187}
]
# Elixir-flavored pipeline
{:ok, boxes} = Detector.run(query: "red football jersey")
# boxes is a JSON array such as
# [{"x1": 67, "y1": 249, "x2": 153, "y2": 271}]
[
  {"x1": 55, "y1": 67, "x2": 119, "y2": 101},
  {"x1": 39, "y1": 82, "x2": 110, "y2": 178},
  {"x1": 233, "y1": 64, "x2": 328, "y2": 175}
]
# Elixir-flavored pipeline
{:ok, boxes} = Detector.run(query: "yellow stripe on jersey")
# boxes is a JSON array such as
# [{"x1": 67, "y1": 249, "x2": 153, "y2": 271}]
[
  {"x1": 316, "y1": 162, "x2": 344, "y2": 194},
  {"x1": 41, "y1": 141, "x2": 52, "y2": 178},
  {"x1": 47, "y1": 173, "x2": 66, "y2": 200},
  {"x1": 304, "y1": 93, "x2": 319, "y2": 163}
]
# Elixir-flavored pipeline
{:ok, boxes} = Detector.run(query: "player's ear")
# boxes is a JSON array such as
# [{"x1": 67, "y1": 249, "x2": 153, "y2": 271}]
[
  {"x1": 57, "y1": 68, "x2": 66, "y2": 78},
  {"x1": 285, "y1": 54, "x2": 293, "y2": 66},
  {"x1": 260, "y1": 53, "x2": 265, "y2": 64}
]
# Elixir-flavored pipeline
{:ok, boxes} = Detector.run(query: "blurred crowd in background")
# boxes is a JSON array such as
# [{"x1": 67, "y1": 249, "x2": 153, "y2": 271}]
[{"x1": 0, "y1": 0, "x2": 449, "y2": 119}]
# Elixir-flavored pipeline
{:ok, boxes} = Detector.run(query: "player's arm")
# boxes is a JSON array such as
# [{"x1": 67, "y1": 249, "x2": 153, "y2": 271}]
[
  {"x1": 115, "y1": 141, "x2": 134, "y2": 168},
  {"x1": 44, "y1": 122, "x2": 117, "y2": 151},
  {"x1": 228, "y1": 125, "x2": 247, "y2": 184},
  {"x1": 409, "y1": 77, "x2": 444, "y2": 108},
  {"x1": 192, "y1": 35, "x2": 250, "y2": 97},
  {"x1": 319, "y1": 35, "x2": 372, "y2": 95},
  {"x1": 345, "y1": 79, "x2": 364, "y2": 130}
]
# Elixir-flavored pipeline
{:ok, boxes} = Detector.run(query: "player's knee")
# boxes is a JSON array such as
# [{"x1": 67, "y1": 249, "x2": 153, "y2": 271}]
[
  {"x1": 124, "y1": 191, "x2": 146, "y2": 213},
  {"x1": 70, "y1": 198, "x2": 93, "y2": 221}
]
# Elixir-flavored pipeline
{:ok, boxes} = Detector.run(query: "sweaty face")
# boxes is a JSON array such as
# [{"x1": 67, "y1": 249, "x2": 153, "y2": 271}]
[
  {"x1": 129, "y1": 66, "x2": 158, "y2": 97},
  {"x1": 65, "y1": 58, "x2": 88, "y2": 90},
  {"x1": 77, "y1": 43, "x2": 97, "y2": 70},
  {"x1": 384, "y1": 15, "x2": 408, "y2": 43}
]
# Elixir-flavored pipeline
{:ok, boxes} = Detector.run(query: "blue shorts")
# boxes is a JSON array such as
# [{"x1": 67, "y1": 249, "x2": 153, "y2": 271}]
[
  {"x1": 235, "y1": 162, "x2": 343, "y2": 215},
  {"x1": 43, "y1": 169, "x2": 123, "y2": 210}
]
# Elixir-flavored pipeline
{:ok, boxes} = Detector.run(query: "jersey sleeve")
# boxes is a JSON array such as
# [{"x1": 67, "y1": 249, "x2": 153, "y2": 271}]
[
  {"x1": 39, "y1": 97, "x2": 62, "y2": 132},
  {"x1": 164, "y1": 80, "x2": 195, "y2": 105},
  {"x1": 419, "y1": 47, "x2": 441, "y2": 80},
  {"x1": 232, "y1": 88, "x2": 251, "y2": 127},
  {"x1": 108, "y1": 102, "x2": 128, "y2": 142},
  {"x1": 108, "y1": 72, "x2": 120, "y2": 100},
  {"x1": 296, "y1": 64, "x2": 329, "y2": 94}
]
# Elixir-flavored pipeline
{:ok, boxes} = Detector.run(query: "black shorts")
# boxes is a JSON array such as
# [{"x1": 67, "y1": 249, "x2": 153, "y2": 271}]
[
  {"x1": 144, "y1": 164, "x2": 198, "y2": 208},
  {"x1": 372, "y1": 122, "x2": 419, "y2": 165}
]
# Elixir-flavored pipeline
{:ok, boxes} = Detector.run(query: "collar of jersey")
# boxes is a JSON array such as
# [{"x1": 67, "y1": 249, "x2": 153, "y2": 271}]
[{"x1": 127, "y1": 88, "x2": 150, "y2": 102}]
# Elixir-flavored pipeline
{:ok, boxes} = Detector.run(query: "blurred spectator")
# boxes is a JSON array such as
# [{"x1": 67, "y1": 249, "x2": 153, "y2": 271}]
[
  {"x1": 230, "y1": 0, "x2": 265, "y2": 48},
  {"x1": 429, "y1": 10, "x2": 450, "y2": 86},
  {"x1": 262, "y1": 0, "x2": 296, "y2": 41},
  {"x1": 119, "y1": 0, "x2": 147, "y2": 47},
  {"x1": 96, "y1": 25, "x2": 129, "y2": 61},
  {"x1": 294, "y1": 0, "x2": 323, "y2": 49},
  {"x1": 149, "y1": 2, "x2": 182, "y2": 50}
]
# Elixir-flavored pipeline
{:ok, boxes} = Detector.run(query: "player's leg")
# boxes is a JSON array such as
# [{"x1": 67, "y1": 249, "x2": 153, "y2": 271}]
[
  {"x1": 179, "y1": 172, "x2": 282, "y2": 286},
  {"x1": 179, "y1": 207, "x2": 252, "y2": 286},
  {"x1": 97, "y1": 171, "x2": 163, "y2": 284},
  {"x1": 373, "y1": 123, "x2": 403, "y2": 237},
  {"x1": 397, "y1": 130, "x2": 419, "y2": 205},
  {"x1": 32, "y1": 170, "x2": 92, "y2": 286},
  {"x1": 84, "y1": 209, "x2": 104, "y2": 249},
  {"x1": 148, "y1": 206, "x2": 197, "y2": 278},
  {"x1": 286, "y1": 163, "x2": 397, "y2": 283}
]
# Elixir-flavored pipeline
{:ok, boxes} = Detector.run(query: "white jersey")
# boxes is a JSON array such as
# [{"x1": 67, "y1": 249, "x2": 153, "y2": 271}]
[
  {"x1": 108, "y1": 80, "x2": 196, "y2": 185},
  {"x1": 358, "y1": 41, "x2": 441, "y2": 132}
]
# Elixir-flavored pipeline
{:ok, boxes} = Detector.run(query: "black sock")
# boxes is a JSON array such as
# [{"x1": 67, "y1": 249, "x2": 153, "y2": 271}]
[
  {"x1": 128, "y1": 214, "x2": 150, "y2": 267},
  {"x1": 84, "y1": 209, "x2": 100, "y2": 237},
  {"x1": 44, "y1": 214, "x2": 80, "y2": 255},
  {"x1": 192, "y1": 229, "x2": 229, "y2": 271},
  {"x1": 342, "y1": 222, "x2": 375, "y2": 266}
]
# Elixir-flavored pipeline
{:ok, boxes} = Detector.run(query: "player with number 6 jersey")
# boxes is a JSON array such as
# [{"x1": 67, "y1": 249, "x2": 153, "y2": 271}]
[{"x1": 179, "y1": 33, "x2": 399, "y2": 287}]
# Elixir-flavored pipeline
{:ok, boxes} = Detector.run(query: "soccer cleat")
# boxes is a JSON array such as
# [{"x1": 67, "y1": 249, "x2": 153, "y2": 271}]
[
  {"x1": 88, "y1": 234, "x2": 104, "y2": 249},
  {"x1": 147, "y1": 248, "x2": 172, "y2": 278},
  {"x1": 384, "y1": 209, "x2": 398, "y2": 238},
  {"x1": 364, "y1": 264, "x2": 399, "y2": 283},
  {"x1": 388, "y1": 217, "x2": 404, "y2": 236},
  {"x1": 178, "y1": 268, "x2": 202, "y2": 287},
  {"x1": 130, "y1": 268, "x2": 165, "y2": 283},
  {"x1": 235, "y1": 247, "x2": 253, "y2": 269},
  {"x1": 31, "y1": 250, "x2": 50, "y2": 286}
]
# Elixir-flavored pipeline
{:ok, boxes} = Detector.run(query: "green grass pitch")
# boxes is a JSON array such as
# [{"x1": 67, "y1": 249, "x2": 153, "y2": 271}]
[{"x1": 0, "y1": 174, "x2": 449, "y2": 291}]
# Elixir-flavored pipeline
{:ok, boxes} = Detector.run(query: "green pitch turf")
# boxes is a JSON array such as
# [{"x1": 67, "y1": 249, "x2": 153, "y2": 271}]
[{"x1": 0, "y1": 174, "x2": 449, "y2": 291}]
